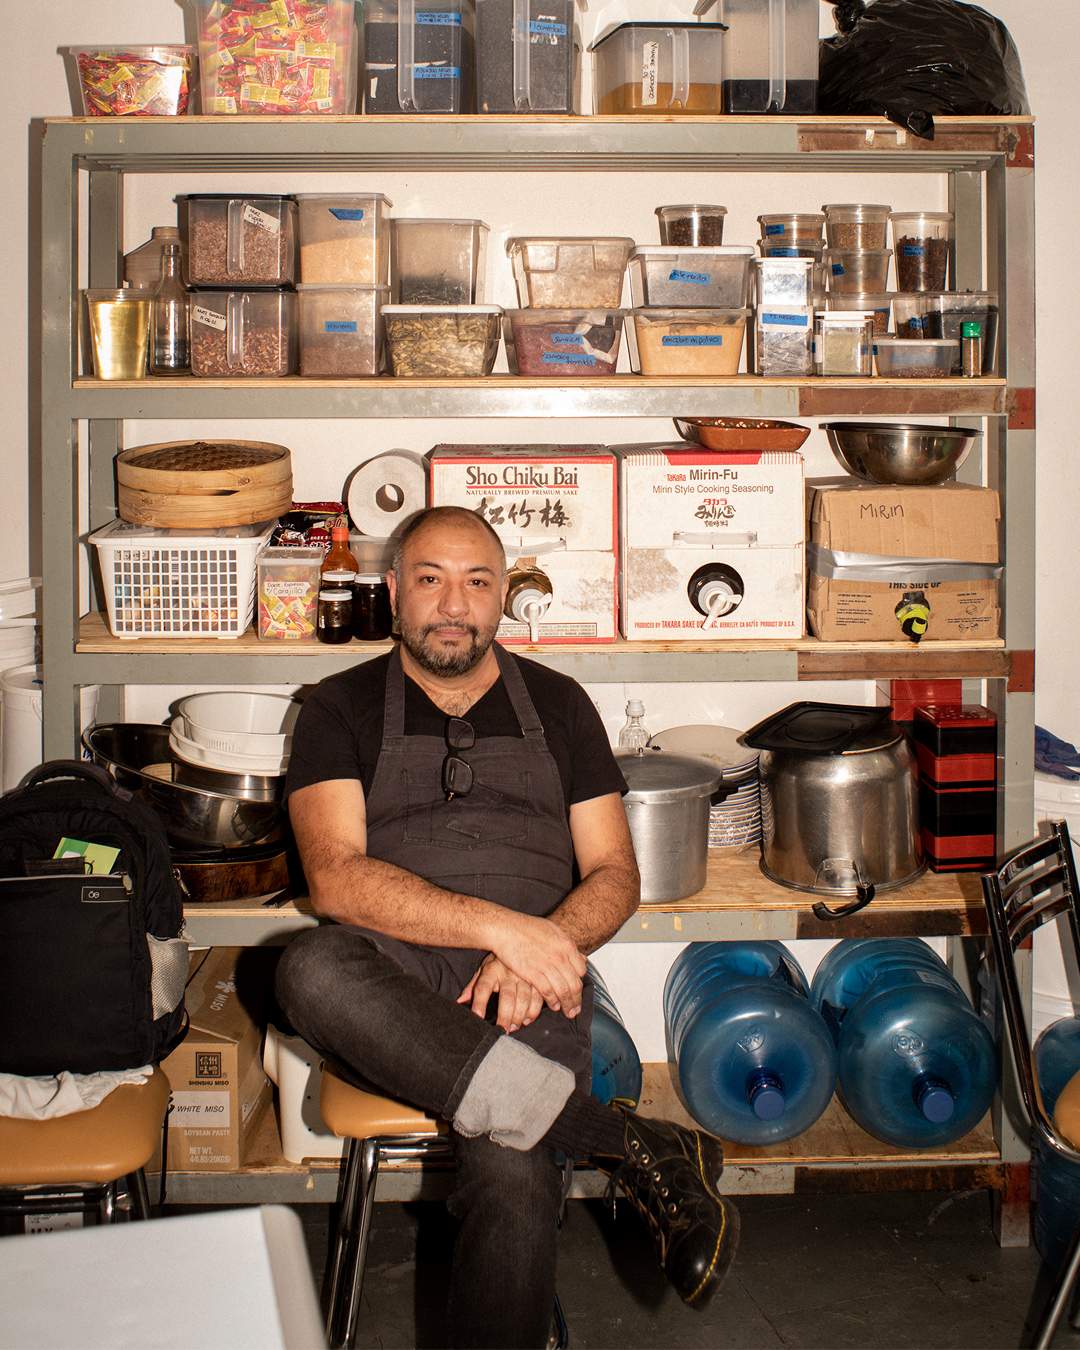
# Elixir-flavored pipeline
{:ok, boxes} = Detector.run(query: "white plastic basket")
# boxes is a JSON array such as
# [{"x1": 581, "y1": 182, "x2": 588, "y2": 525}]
[{"x1": 90, "y1": 519, "x2": 275, "y2": 639}]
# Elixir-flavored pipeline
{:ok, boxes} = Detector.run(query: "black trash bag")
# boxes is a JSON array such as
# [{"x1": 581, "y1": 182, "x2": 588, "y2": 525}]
[{"x1": 819, "y1": 0, "x2": 1029, "y2": 139}]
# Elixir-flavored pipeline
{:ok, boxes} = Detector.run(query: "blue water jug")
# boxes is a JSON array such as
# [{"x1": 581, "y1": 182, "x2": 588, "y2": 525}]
[
  {"x1": 811, "y1": 938, "x2": 997, "y2": 1148},
  {"x1": 588, "y1": 965, "x2": 643, "y2": 1107},
  {"x1": 1033, "y1": 1018, "x2": 1080, "y2": 1269},
  {"x1": 663, "y1": 941, "x2": 838, "y2": 1145}
]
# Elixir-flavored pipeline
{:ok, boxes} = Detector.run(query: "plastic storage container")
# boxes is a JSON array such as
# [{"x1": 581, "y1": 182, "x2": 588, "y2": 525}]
[
  {"x1": 392, "y1": 219, "x2": 489, "y2": 304},
  {"x1": 823, "y1": 204, "x2": 891, "y2": 251},
  {"x1": 758, "y1": 212, "x2": 824, "y2": 245},
  {"x1": 503, "y1": 309, "x2": 622, "y2": 376},
  {"x1": 195, "y1": 0, "x2": 358, "y2": 114},
  {"x1": 754, "y1": 307, "x2": 814, "y2": 375},
  {"x1": 720, "y1": 0, "x2": 819, "y2": 113},
  {"x1": 872, "y1": 336, "x2": 958, "y2": 379},
  {"x1": 825, "y1": 290, "x2": 890, "y2": 335},
  {"x1": 70, "y1": 45, "x2": 195, "y2": 117},
  {"x1": 889, "y1": 211, "x2": 953, "y2": 292},
  {"x1": 814, "y1": 311, "x2": 873, "y2": 376},
  {"x1": 628, "y1": 246, "x2": 754, "y2": 309},
  {"x1": 191, "y1": 291, "x2": 298, "y2": 377},
  {"x1": 297, "y1": 285, "x2": 388, "y2": 376},
  {"x1": 589, "y1": 966, "x2": 643, "y2": 1106},
  {"x1": 84, "y1": 290, "x2": 151, "y2": 380},
  {"x1": 257, "y1": 547, "x2": 323, "y2": 642},
  {"x1": 923, "y1": 292, "x2": 1000, "y2": 374},
  {"x1": 825, "y1": 248, "x2": 892, "y2": 295},
  {"x1": 363, "y1": 0, "x2": 474, "y2": 113},
  {"x1": 664, "y1": 941, "x2": 838, "y2": 1145},
  {"x1": 656, "y1": 205, "x2": 727, "y2": 247},
  {"x1": 296, "y1": 194, "x2": 392, "y2": 285},
  {"x1": 590, "y1": 22, "x2": 726, "y2": 114},
  {"x1": 754, "y1": 257, "x2": 814, "y2": 306},
  {"x1": 627, "y1": 308, "x2": 748, "y2": 375},
  {"x1": 383, "y1": 305, "x2": 502, "y2": 376},
  {"x1": 476, "y1": 0, "x2": 576, "y2": 112},
  {"x1": 507, "y1": 236, "x2": 633, "y2": 308},
  {"x1": 181, "y1": 195, "x2": 299, "y2": 289},
  {"x1": 811, "y1": 938, "x2": 997, "y2": 1148},
  {"x1": 1034, "y1": 1018, "x2": 1080, "y2": 1268},
  {"x1": 890, "y1": 292, "x2": 933, "y2": 337}
]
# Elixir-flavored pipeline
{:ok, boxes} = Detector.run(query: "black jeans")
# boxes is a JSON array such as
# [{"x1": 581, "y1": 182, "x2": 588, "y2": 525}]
[{"x1": 276, "y1": 924, "x2": 567, "y2": 1350}]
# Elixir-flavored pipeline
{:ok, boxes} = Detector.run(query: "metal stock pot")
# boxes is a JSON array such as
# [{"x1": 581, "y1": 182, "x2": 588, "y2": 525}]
[{"x1": 616, "y1": 749, "x2": 722, "y2": 903}]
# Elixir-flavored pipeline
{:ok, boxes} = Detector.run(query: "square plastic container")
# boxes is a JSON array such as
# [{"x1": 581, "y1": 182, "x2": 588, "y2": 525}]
[
  {"x1": 589, "y1": 22, "x2": 726, "y2": 114},
  {"x1": 822, "y1": 204, "x2": 891, "y2": 251},
  {"x1": 923, "y1": 292, "x2": 999, "y2": 373},
  {"x1": 364, "y1": 0, "x2": 475, "y2": 113},
  {"x1": 758, "y1": 213, "x2": 824, "y2": 245},
  {"x1": 503, "y1": 309, "x2": 623, "y2": 375},
  {"x1": 825, "y1": 291, "x2": 890, "y2": 335},
  {"x1": 754, "y1": 257, "x2": 814, "y2": 306},
  {"x1": 890, "y1": 211, "x2": 953, "y2": 291},
  {"x1": 825, "y1": 248, "x2": 892, "y2": 295},
  {"x1": 814, "y1": 311, "x2": 873, "y2": 376},
  {"x1": 383, "y1": 305, "x2": 502, "y2": 376},
  {"x1": 656, "y1": 205, "x2": 727, "y2": 247},
  {"x1": 256, "y1": 547, "x2": 323, "y2": 642},
  {"x1": 873, "y1": 336, "x2": 959, "y2": 379},
  {"x1": 628, "y1": 246, "x2": 755, "y2": 309},
  {"x1": 297, "y1": 285, "x2": 388, "y2": 376},
  {"x1": 392, "y1": 219, "x2": 489, "y2": 304},
  {"x1": 627, "y1": 309, "x2": 749, "y2": 375},
  {"x1": 507, "y1": 236, "x2": 633, "y2": 308},
  {"x1": 891, "y1": 291, "x2": 935, "y2": 337},
  {"x1": 90, "y1": 519, "x2": 274, "y2": 639},
  {"x1": 191, "y1": 291, "x2": 298, "y2": 377},
  {"x1": 69, "y1": 45, "x2": 195, "y2": 116},
  {"x1": 476, "y1": 0, "x2": 576, "y2": 112},
  {"x1": 297, "y1": 195, "x2": 392, "y2": 285},
  {"x1": 754, "y1": 307, "x2": 814, "y2": 376},
  {"x1": 180, "y1": 195, "x2": 298, "y2": 289},
  {"x1": 194, "y1": 0, "x2": 358, "y2": 113}
]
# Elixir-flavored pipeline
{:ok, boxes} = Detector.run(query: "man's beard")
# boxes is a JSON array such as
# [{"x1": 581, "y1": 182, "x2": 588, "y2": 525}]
[{"x1": 398, "y1": 619, "x2": 498, "y2": 677}]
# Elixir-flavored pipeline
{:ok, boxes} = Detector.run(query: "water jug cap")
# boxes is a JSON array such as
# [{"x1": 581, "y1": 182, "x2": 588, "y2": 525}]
[
  {"x1": 917, "y1": 1080, "x2": 955, "y2": 1124},
  {"x1": 749, "y1": 1079, "x2": 786, "y2": 1121}
]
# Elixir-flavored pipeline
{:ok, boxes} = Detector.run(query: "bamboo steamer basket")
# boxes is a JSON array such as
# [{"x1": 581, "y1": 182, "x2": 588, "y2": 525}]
[{"x1": 116, "y1": 439, "x2": 293, "y2": 528}]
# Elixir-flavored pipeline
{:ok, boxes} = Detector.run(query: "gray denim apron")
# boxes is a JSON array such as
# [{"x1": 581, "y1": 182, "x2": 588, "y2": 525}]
[{"x1": 360, "y1": 643, "x2": 592, "y2": 1083}]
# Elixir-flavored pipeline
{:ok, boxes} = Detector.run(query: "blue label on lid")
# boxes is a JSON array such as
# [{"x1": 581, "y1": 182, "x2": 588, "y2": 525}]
[
  {"x1": 543, "y1": 351, "x2": 596, "y2": 366},
  {"x1": 902, "y1": 244, "x2": 926, "y2": 256},
  {"x1": 764, "y1": 223, "x2": 786, "y2": 236},
  {"x1": 325, "y1": 320, "x2": 358, "y2": 333},
  {"x1": 668, "y1": 269, "x2": 710, "y2": 285},
  {"x1": 831, "y1": 263, "x2": 845, "y2": 275},
  {"x1": 662, "y1": 334, "x2": 722, "y2": 347},
  {"x1": 329, "y1": 208, "x2": 366, "y2": 221},
  {"x1": 550, "y1": 333, "x2": 584, "y2": 346},
  {"x1": 761, "y1": 312, "x2": 809, "y2": 327},
  {"x1": 529, "y1": 19, "x2": 567, "y2": 35},
  {"x1": 765, "y1": 247, "x2": 802, "y2": 257},
  {"x1": 414, "y1": 65, "x2": 461, "y2": 77},
  {"x1": 416, "y1": 10, "x2": 463, "y2": 22}
]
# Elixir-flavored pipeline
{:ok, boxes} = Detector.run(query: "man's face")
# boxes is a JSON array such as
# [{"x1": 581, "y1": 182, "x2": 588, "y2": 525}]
[{"x1": 388, "y1": 518, "x2": 508, "y2": 678}]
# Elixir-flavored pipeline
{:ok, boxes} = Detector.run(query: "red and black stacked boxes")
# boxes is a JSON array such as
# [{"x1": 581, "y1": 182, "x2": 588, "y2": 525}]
[{"x1": 913, "y1": 704, "x2": 997, "y2": 872}]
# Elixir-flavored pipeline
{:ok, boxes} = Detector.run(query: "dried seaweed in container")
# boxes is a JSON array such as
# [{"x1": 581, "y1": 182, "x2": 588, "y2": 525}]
[{"x1": 385, "y1": 311, "x2": 500, "y2": 377}]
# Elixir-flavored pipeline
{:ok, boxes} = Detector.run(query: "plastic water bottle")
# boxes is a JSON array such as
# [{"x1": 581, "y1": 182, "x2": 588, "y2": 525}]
[
  {"x1": 664, "y1": 941, "x2": 838, "y2": 1144},
  {"x1": 1034, "y1": 1018, "x2": 1080, "y2": 1269},
  {"x1": 588, "y1": 965, "x2": 643, "y2": 1107},
  {"x1": 811, "y1": 938, "x2": 997, "y2": 1148}
]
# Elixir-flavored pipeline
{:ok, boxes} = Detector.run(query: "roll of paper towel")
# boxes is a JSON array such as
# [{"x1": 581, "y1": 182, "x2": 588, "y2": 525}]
[{"x1": 347, "y1": 452, "x2": 426, "y2": 536}]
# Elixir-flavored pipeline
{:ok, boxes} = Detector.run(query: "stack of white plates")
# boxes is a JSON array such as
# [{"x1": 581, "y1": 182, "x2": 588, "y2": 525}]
[
  {"x1": 0, "y1": 578, "x2": 40, "y2": 673},
  {"x1": 647, "y1": 723, "x2": 762, "y2": 850},
  {"x1": 170, "y1": 691, "x2": 300, "y2": 776}
]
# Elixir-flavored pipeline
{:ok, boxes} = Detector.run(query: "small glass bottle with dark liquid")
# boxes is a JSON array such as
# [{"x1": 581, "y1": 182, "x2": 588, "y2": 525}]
[{"x1": 352, "y1": 574, "x2": 393, "y2": 641}]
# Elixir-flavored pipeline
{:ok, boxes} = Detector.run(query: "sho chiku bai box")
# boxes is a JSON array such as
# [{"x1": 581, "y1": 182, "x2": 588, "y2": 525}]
[
  {"x1": 428, "y1": 445, "x2": 618, "y2": 643},
  {"x1": 617, "y1": 445, "x2": 805, "y2": 640}
]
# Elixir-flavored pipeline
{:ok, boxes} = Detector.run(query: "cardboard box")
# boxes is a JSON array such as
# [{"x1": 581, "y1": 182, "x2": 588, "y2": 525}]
[
  {"x1": 618, "y1": 445, "x2": 804, "y2": 640},
  {"x1": 153, "y1": 948, "x2": 272, "y2": 1172},
  {"x1": 807, "y1": 482, "x2": 1001, "y2": 642}
]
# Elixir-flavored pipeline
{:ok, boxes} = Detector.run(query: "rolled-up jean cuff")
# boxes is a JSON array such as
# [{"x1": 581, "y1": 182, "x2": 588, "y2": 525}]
[
  {"x1": 444, "y1": 1030, "x2": 504, "y2": 1119},
  {"x1": 452, "y1": 1035, "x2": 576, "y2": 1152}
]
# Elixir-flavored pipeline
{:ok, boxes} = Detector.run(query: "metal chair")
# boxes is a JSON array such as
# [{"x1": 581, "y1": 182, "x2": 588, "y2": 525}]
[{"x1": 983, "y1": 819, "x2": 1080, "y2": 1348}]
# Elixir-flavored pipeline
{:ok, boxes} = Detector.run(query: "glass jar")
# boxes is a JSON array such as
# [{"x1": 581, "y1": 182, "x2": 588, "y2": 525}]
[
  {"x1": 352, "y1": 575, "x2": 393, "y2": 641},
  {"x1": 318, "y1": 587, "x2": 354, "y2": 644}
]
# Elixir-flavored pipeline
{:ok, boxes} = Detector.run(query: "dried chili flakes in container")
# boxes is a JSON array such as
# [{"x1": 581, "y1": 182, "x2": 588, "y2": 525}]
[{"x1": 70, "y1": 46, "x2": 195, "y2": 116}]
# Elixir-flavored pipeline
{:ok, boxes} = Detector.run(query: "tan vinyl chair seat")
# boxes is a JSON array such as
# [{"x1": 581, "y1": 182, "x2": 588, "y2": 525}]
[
  {"x1": 1053, "y1": 1068, "x2": 1080, "y2": 1150},
  {"x1": 0, "y1": 1067, "x2": 170, "y2": 1186},
  {"x1": 320, "y1": 1068, "x2": 441, "y2": 1140}
]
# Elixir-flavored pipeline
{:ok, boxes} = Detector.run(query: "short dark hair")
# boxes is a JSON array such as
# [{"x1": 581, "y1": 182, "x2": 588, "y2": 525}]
[{"x1": 392, "y1": 506, "x2": 506, "y2": 578}]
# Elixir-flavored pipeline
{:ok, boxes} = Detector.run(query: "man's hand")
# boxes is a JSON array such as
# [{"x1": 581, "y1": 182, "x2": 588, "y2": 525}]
[
  {"x1": 485, "y1": 912, "x2": 587, "y2": 1017},
  {"x1": 457, "y1": 955, "x2": 545, "y2": 1033}
]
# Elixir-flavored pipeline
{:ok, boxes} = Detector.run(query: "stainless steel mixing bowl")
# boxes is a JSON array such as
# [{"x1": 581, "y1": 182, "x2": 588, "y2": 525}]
[
  {"x1": 822, "y1": 422, "x2": 979, "y2": 485},
  {"x1": 83, "y1": 723, "x2": 286, "y2": 852}
]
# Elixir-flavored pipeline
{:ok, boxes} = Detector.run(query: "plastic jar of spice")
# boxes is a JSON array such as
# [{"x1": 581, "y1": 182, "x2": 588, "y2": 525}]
[
  {"x1": 352, "y1": 575, "x2": 393, "y2": 641},
  {"x1": 317, "y1": 587, "x2": 354, "y2": 644}
]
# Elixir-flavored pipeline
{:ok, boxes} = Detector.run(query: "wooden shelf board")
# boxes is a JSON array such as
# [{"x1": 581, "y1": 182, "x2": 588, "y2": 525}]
[
  {"x1": 48, "y1": 115, "x2": 1035, "y2": 127},
  {"x1": 74, "y1": 374, "x2": 1006, "y2": 392}
]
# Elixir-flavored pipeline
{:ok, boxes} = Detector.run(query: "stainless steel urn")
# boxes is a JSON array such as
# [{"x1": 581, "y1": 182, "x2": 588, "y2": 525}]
[{"x1": 616, "y1": 749, "x2": 722, "y2": 903}]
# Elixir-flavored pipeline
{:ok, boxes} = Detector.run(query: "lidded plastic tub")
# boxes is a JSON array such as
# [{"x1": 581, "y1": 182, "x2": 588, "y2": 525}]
[
  {"x1": 720, "y1": 0, "x2": 819, "y2": 113},
  {"x1": 825, "y1": 248, "x2": 892, "y2": 295},
  {"x1": 476, "y1": 0, "x2": 576, "y2": 112},
  {"x1": 890, "y1": 292, "x2": 933, "y2": 337},
  {"x1": 822, "y1": 204, "x2": 891, "y2": 250},
  {"x1": 814, "y1": 311, "x2": 873, "y2": 376},
  {"x1": 363, "y1": 0, "x2": 475, "y2": 113},
  {"x1": 70, "y1": 45, "x2": 195, "y2": 117},
  {"x1": 297, "y1": 285, "x2": 388, "y2": 376},
  {"x1": 296, "y1": 194, "x2": 392, "y2": 285},
  {"x1": 889, "y1": 211, "x2": 953, "y2": 291},
  {"x1": 628, "y1": 246, "x2": 754, "y2": 309},
  {"x1": 383, "y1": 305, "x2": 502, "y2": 376},
  {"x1": 180, "y1": 195, "x2": 298, "y2": 289},
  {"x1": 191, "y1": 291, "x2": 298, "y2": 377},
  {"x1": 755, "y1": 307, "x2": 814, "y2": 376},
  {"x1": 507, "y1": 236, "x2": 633, "y2": 308},
  {"x1": 656, "y1": 205, "x2": 727, "y2": 247},
  {"x1": 754, "y1": 256, "x2": 814, "y2": 306},
  {"x1": 872, "y1": 336, "x2": 958, "y2": 379},
  {"x1": 392, "y1": 219, "x2": 489, "y2": 304},
  {"x1": 923, "y1": 292, "x2": 1000, "y2": 374},
  {"x1": 503, "y1": 309, "x2": 622, "y2": 376},
  {"x1": 824, "y1": 291, "x2": 890, "y2": 335},
  {"x1": 758, "y1": 212, "x2": 824, "y2": 244},
  {"x1": 627, "y1": 308, "x2": 748, "y2": 375},
  {"x1": 589, "y1": 22, "x2": 726, "y2": 114}
]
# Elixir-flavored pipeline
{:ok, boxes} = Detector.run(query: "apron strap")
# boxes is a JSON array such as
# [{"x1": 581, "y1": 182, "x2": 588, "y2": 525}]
[
  {"x1": 381, "y1": 647, "x2": 408, "y2": 749},
  {"x1": 493, "y1": 644, "x2": 546, "y2": 741}
]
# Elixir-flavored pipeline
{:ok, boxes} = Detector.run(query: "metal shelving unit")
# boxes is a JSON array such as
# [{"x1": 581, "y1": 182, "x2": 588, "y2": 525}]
[{"x1": 37, "y1": 112, "x2": 1036, "y2": 1231}]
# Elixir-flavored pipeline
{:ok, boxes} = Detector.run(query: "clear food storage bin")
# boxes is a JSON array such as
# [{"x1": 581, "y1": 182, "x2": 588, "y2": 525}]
[
  {"x1": 180, "y1": 195, "x2": 298, "y2": 289},
  {"x1": 392, "y1": 219, "x2": 489, "y2": 304},
  {"x1": 825, "y1": 291, "x2": 891, "y2": 335},
  {"x1": 589, "y1": 22, "x2": 726, "y2": 114},
  {"x1": 297, "y1": 285, "x2": 388, "y2": 376},
  {"x1": 297, "y1": 194, "x2": 393, "y2": 285},
  {"x1": 754, "y1": 257, "x2": 814, "y2": 306},
  {"x1": 889, "y1": 211, "x2": 953, "y2": 291},
  {"x1": 825, "y1": 248, "x2": 892, "y2": 295},
  {"x1": 755, "y1": 307, "x2": 814, "y2": 376},
  {"x1": 873, "y1": 336, "x2": 959, "y2": 379},
  {"x1": 383, "y1": 305, "x2": 502, "y2": 376},
  {"x1": 503, "y1": 309, "x2": 623, "y2": 376},
  {"x1": 84, "y1": 290, "x2": 151, "y2": 379},
  {"x1": 720, "y1": 0, "x2": 819, "y2": 113},
  {"x1": 891, "y1": 291, "x2": 934, "y2": 337},
  {"x1": 814, "y1": 311, "x2": 873, "y2": 377},
  {"x1": 628, "y1": 246, "x2": 755, "y2": 309},
  {"x1": 364, "y1": 0, "x2": 475, "y2": 113},
  {"x1": 822, "y1": 204, "x2": 891, "y2": 250},
  {"x1": 69, "y1": 45, "x2": 195, "y2": 116},
  {"x1": 507, "y1": 236, "x2": 633, "y2": 308},
  {"x1": 627, "y1": 308, "x2": 749, "y2": 375},
  {"x1": 476, "y1": 0, "x2": 577, "y2": 112},
  {"x1": 656, "y1": 205, "x2": 727, "y2": 247},
  {"x1": 257, "y1": 547, "x2": 323, "y2": 643},
  {"x1": 923, "y1": 292, "x2": 999, "y2": 373},
  {"x1": 194, "y1": 0, "x2": 358, "y2": 113},
  {"x1": 191, "y1": 291, "x2": 298, "y2": 377},
  {"x1": 758, "y1": 212, "x2": 824, "y2": 245}
]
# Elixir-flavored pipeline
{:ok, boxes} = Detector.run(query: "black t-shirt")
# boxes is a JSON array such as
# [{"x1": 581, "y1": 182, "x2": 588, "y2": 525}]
[{"x1": 285, "y1": 650, "x2": 627, "y2": 812}]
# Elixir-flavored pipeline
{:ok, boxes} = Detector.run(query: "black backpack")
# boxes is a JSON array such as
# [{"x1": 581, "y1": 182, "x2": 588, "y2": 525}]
[{"x1": 0, "y1": 760, "x2": 188, "y2": 1075}]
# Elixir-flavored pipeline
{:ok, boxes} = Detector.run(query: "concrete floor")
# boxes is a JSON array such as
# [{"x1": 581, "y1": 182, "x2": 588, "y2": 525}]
[{"x1": 287, "y1": 1188, "x2": 1080, "y2": 1350}]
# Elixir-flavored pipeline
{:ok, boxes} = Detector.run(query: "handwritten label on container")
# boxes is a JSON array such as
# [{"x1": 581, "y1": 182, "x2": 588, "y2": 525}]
[
  {"x1": 543, "y1": 351, "x2": 597, "y2": 366},
  {"x1": 760, "y1": 312, "x2": 810, "y2": 327},
  {"x1": 242, "y1": 204, "x2": 281, "y2": 234},
  {"x1": 414, "y1": 65, "x2": 461, "y2": 78},
  {"x1": 193, "y1": 305, "x2": 227, "y2": 331},
  {"x1": 329, "y1": 207, "x2": 366, "y2": 221},
  {"x1": 669, "y1": 269, "x2": 711, "y2": 285},
  {"x1": 530, "y1": 19, "x2": 567, "y2": 36},
  {"x1": 416, "y1": 10, "x2": 463, "y2": 22},
  {"x1": 640, "y1": 41, "x2": 659, "y2": 106},
  {"x1": 550, "y1": 333, "x2": 585, "y2": 346},
  {"x1": 831, "y1": 263, "x2": 845, "y2": 275},
  {"x1": 902, "y1": 244, "x2": 926, "y2": 256},
  {"x1": 764, "y1": 223, "x2": 786, "y2": 236},
  {"x1": 662, "y1": 334, "x2": 723, "y2": 347},
  {"x1": 325, "y1": 320, "x2": 359, "y2": 333}
]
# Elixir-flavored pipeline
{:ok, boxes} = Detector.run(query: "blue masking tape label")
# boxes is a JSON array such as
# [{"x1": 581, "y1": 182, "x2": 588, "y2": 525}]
[
  {"x1": 669, "y1": 269, "x2": 711, "y2": 285},
  {"x1": 662, "y1": 334, "x2": 722, "y2": 347},
  {"x1": 550, "y1": 333, "x2": 584, "y2": 346},
  {"x1": 325, "y1": 320, "x2": 358, "y2": 333},
  {"x1": 765, "y1": 247, "x2": 802, "y2": 257},
  {"x1": 416, "y1": 10, "x2": 463, "y2": 21},
  {"x1": 530, "y1": 19, "x2": 567, "y2": 35},
  {"x1": 761, "y1": 312, "x2": 809, "y2": 327},
  {"x1": 902, "y1": 244, "x2": 925, "y2": 256},
  {"x1": 329, "y1": 208, "x2": 365, "y2": 221},
  {"x1": 831, "y1": 263, "x2": 845, "y2": 275},
  {"x1": 543, "y1": 351, "x2": 596, "y2": 366},
  {"x1": 414, "y1": 65, "x2": 461, "y2": 77},
  {"x1": 764, "y1": 223, "x2": 786, "y2": 236}
]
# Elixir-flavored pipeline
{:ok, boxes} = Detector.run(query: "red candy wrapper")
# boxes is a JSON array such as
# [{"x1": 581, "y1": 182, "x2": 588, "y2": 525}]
[{"x1": 72, "y1": 46, "x2": 195, "y2": 117}]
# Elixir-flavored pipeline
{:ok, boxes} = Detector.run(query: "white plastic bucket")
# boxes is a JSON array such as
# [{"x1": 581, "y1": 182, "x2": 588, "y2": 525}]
[
  {"x1": 262, "y1": 1024, "x2": 344, "y2": 1162},
  {"x1": 0, "y1": 665, "x2": 100, "y2": 793},
  {"x1": 1033, "y1": 771, "x2": 1080, "y2": 1035}
]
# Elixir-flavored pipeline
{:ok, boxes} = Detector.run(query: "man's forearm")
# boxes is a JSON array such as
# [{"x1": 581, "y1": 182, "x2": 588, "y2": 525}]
[{"x1": 547, "y1": 859, "x2": 640, "y2": 955}]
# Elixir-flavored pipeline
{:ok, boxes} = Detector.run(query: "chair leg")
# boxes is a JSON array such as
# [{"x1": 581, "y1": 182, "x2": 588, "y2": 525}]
[
  {"x1": 127, "y1": 1170, "x2": 152, "y2": 1221},
  {"x1": 326, "y1": 1139, "x2": 380, "y2": 1350},
  {"x1": 326, "y1": 1140, "x2": 364, "y2": 1348},
  {"x1": 97, "y1": 1183, "x2": 116, "y2": 1226},
  {"x1": 551, "y1": 1293, "x2": 569, "y2": 1350},
  {"x1": 1036, "y1": 1228, "x2": 1080, "y2": 1350}
]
